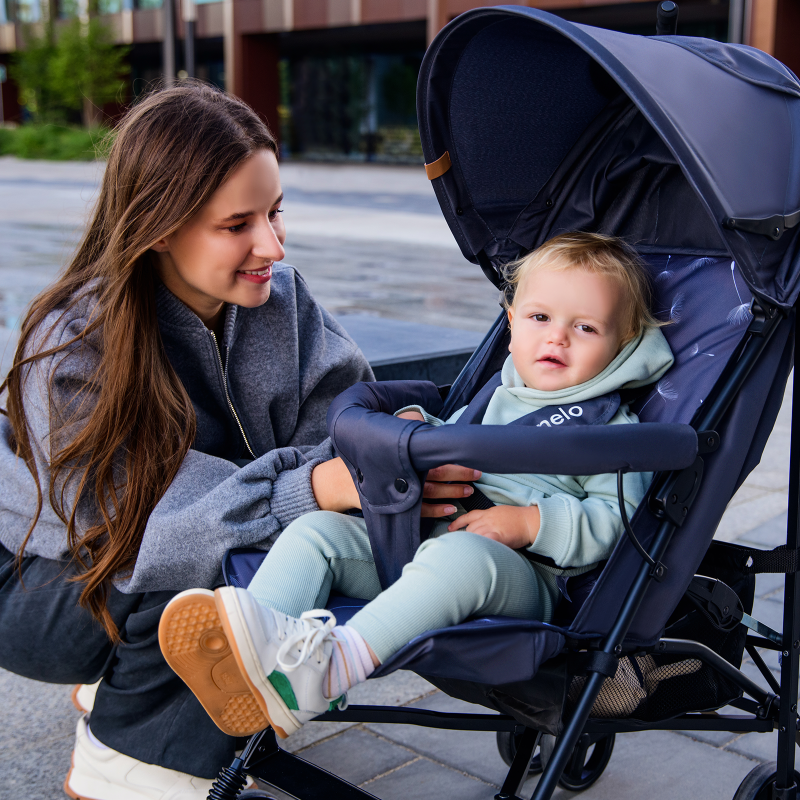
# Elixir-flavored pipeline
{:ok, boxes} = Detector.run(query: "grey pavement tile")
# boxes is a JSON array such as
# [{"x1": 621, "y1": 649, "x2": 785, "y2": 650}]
[
  {"x1": 296, "y1": 728, "x2": 415, "y2": 786},
  {"x1": 281, "y1": 671, "x2": 437, "y2": 753},
  {"x1": 0, "y1": 744, "x2": 75, "y2": 800},
  {"x1": 715, "y1": 496, "x2": 790, "y2": 543},
  {"x1": 362, "y1": 755, "x2": 495, "y2": 800},
  {"x1": 364, "y1": 690, "x2": 509, "y2": 786},
  {"x1": 521, "y1": 730, "x2": 758, "y2": 800},
  {"x1": 756, "y1": 572, "x2": 787, "y2": 598},
  {"x1": 738, "y1": 512, "x2": 790, "y2": 549},
  {"x1": 674, "y1": 727, "x2": 742, "y2": 747},
  {"x1": 726, "y1": 730, "x2": 782, "y2": 763}
]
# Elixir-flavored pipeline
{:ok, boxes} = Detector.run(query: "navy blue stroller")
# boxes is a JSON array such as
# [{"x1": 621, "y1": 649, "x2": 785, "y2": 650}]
[{"x1": 213, "y1": 5, "x2": 800, "y2": 799}]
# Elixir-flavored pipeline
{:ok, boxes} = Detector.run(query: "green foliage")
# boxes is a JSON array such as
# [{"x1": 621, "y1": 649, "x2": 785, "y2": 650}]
[
  {"x1": 11, "y1": 6, "x2": 129, "y2": 127},
  {"x1": 10, "y1": 22, "x2": 59, "y2": 121},
  {"x1": 49, "y1": 16, "x2": 129, "y2": 124},
  {"x1": 0, "y1": 123, "x2": 112, "y2": 160}
]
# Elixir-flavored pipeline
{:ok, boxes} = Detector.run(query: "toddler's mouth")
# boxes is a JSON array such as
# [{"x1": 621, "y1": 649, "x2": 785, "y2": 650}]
[{"x1": 538, "y1": 355, "x2": 566, "y2": 367}]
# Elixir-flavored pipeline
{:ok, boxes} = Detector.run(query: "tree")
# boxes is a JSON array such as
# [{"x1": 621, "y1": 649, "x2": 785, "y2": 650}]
[
  {"x1": 11, "y1": 18, "x2": 60, "y2": 122},
  {"x1": 49, "y1": 14, "x2": 129, "y2": 127},
  {"x1": 11, "y1": 1, "x2": 129, "y2": 127}
]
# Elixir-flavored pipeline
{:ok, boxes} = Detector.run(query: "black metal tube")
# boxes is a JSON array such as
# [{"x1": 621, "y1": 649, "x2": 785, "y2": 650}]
[
  {"x1": 693, "y1": 315, "x2": 781, "y2": 433},
  {"x1": 656, "y1": 1, "x2": 679, "y2": 35},
  {"x1": 776, "y1": 309, "x2": 800, "y2": 797},
  {"x1": 532, "y1": 518, "x2": 677, "y2": 800}
]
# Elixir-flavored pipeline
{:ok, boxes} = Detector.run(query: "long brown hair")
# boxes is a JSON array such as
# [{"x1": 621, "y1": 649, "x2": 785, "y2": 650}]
[{"x1": 0, "y1": 82, "x2": 277, "y2": 640}]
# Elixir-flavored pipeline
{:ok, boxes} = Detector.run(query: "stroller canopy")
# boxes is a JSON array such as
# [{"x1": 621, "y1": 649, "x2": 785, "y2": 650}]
[{"x1": 418, "y1": 6, "x2": 800, "y2": 308}]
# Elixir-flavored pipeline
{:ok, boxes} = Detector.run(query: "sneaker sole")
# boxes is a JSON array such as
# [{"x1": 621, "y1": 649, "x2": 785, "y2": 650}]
[
  {"x1": 214, "y1": 588, "x2": 300, "y2": 739},
  {"x1": 158, "y1": 588, "x2": 269, "y2": 737}
]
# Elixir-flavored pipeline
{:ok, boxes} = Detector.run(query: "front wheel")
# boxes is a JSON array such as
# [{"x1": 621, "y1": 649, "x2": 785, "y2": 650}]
[
  {"x1": 496, "y1": 730, "x2": 543, "y2": 775},
  {"x1": 733, "y1": 763, "x2": 800, "y2": 800},
  {"x1": 540, "y1": 732, "x2": 615, "y2": 792}
]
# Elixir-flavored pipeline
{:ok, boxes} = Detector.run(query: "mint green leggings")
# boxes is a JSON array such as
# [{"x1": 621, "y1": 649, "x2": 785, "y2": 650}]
[{"x1": 248, "y1": 510, "x2": 560, "y2": 662}]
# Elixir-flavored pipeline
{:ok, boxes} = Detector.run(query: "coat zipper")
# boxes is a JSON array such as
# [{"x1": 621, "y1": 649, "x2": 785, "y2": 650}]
[{"x1": 210, "y1": 330, "x2": 256, "y2": 460}]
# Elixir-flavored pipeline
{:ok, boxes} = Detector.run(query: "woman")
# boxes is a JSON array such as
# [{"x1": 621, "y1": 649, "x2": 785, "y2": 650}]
[{"x1": 0, "y1": 83, "x2": 384, "y2": 799}]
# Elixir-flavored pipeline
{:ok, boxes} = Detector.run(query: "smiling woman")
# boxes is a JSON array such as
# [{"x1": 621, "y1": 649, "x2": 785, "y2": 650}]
[{"x1": 0, "y1": 83, "x2": 376, "y2": 800}]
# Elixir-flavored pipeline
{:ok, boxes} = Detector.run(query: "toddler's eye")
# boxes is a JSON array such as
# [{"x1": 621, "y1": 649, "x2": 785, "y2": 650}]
[
  {"x1": 578, "y1": 324, "x2": 597, "y2": 334},
  {"x1": 533, "y1": 314, "x2": 549, "y2": 322}
]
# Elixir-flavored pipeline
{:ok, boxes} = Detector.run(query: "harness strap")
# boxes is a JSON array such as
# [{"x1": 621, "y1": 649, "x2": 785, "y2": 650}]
[{"x1": 744, "y1": 545, "x2": 800, "y2": 574}]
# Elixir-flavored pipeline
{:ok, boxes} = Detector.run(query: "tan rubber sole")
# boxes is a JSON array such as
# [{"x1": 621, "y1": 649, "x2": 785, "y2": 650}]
[
  {"x1": 214, "y1": 590, "x2": 291, "y2": 739},
  {"x1": 158, "y1": 590, "x2": 269, "y2": 737}
]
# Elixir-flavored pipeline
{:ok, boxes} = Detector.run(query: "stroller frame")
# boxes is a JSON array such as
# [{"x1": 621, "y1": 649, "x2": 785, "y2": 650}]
[
  {"x1": 205, "y1": 5, "x2": 800, "y2": 798},
  {"x1": 216, "y1": 301, "x2": 798, "y2": 800}
]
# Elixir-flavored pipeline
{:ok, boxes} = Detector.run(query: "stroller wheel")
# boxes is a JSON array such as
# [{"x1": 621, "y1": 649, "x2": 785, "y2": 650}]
[
  {"x1": 733, "y1": 763, "x2": 800, "y2": 800},
  {"x1": 540, "y1": 732, "x2": 615, "y2": 792},
  {"x1": 495, "y1": 730, "x2": 543, "y2": 775}
]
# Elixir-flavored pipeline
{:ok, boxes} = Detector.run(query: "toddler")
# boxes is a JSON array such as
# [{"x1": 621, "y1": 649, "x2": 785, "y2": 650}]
[{"x1": 159, "y1": 232, "x2": 673, "y2": 740}]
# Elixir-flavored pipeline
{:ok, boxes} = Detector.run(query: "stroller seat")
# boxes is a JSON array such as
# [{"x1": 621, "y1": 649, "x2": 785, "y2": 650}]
[{"x1": 211, "y1": 7, "x2": 800, "y2": 800}]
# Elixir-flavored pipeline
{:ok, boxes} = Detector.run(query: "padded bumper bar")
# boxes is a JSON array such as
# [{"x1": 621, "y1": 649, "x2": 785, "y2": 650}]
[{"x1": 327, "y1": 381, "x2": 699, "y2": 587}]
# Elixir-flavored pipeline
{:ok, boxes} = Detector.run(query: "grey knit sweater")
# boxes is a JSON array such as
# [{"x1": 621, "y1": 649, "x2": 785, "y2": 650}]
[{"x1": 0, "y1": 265, "x2": 373, "y2": 593}]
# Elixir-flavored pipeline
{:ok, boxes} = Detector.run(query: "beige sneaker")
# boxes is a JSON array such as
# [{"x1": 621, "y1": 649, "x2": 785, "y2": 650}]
[
  {"x1": 71, "y1": 680, "x2": 101, "y2": 714},
  {"x1": 64, "y1": 715, "x2": 218, "y2": 800}
]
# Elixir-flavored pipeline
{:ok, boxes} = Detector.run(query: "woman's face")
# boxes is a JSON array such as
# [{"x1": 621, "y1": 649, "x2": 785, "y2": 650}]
[{"x1": 152, "y1": 149, "x2": 286, "y2": 329}]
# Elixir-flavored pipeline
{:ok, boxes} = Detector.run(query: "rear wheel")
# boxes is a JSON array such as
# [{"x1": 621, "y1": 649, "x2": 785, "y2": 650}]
[
  {"x1": 540, "y1": 732, "x2": 615, "y2": 792},
  {"x1": 496, "y1": 730, "x2": 543, "y2": 775},
  {"x1": 733, "y1": 763, "x2": 800, "y2": 800}
]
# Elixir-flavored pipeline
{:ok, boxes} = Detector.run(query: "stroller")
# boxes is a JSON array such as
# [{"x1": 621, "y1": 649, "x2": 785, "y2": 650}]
[{"x1": 211, "y1": 5, "x2": 800, "y2": 799}]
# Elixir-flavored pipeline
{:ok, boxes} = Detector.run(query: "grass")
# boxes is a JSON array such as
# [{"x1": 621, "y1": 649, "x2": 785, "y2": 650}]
[{"x1": 0, "y1": 123, "x2": 113, "y2": 161}]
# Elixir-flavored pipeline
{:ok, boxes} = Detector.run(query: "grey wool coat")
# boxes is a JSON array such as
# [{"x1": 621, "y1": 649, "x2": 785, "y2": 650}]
[{"x1": 0, "y1": 265, "x2": 373, "y2": 593}]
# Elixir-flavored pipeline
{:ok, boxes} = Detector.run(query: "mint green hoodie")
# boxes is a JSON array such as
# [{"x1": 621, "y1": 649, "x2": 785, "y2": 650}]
[{"x1": 401, "y1": 326, "x2": 674, "y2": 572}]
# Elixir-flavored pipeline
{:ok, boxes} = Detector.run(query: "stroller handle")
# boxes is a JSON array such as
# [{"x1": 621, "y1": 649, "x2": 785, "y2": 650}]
[{"x1": 407, "y1": 421, "x2": 698, "y2": 476}]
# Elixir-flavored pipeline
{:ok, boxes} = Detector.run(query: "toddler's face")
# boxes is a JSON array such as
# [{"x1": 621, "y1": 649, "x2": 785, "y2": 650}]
[{"x1": 507, "y1": 263, "x2": 625, "y2": 391}]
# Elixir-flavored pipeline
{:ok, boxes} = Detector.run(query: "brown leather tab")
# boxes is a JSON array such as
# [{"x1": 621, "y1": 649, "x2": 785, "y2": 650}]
[{"x1": 425, "y1": 151, "x2": 451, "y2": 180}]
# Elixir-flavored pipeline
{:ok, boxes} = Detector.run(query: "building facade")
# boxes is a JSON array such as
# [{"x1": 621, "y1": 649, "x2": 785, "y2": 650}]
[{"x1": 1, "y1": 0, "x2": 797, "y2": 160}]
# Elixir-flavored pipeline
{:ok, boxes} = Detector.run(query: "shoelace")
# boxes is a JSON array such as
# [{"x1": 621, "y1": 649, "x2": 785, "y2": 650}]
[{"x1": 275, "y1": 610, "x2": 337, "y2": 672}]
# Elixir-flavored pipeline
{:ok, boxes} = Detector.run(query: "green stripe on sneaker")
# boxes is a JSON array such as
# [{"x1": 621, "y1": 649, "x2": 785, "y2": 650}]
[
  {"x1": 328, "y1": 696, "x2": 345, "y2": 712},
  {"x1": 267, "y1": 671, "x2": 299, "y2": 711}
]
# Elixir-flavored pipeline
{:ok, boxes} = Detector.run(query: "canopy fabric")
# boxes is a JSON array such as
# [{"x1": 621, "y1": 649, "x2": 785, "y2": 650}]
[{"x1": 417, "y1": 6, "x2": 800, "y2": 308}]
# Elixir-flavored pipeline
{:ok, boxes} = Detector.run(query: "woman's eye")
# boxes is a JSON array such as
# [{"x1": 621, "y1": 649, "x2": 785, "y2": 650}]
[
  {"x1": 227, "y1": 223, "x2": 247, "y2": 233},
  {"x1": 269, "y1": 208, "x2": 284, "y2": 221}
]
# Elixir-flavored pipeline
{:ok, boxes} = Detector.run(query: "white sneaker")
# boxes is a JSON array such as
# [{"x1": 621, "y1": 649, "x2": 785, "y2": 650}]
[
  {"x1": 64, "y1": 715, "x2": 216, "y2": 800},
  {"x1": 71, "y1": 680, "x2": 101, "y2": 714},
  {"x1": 159, "y1": 588, "x2": 344, "y2": 739}
]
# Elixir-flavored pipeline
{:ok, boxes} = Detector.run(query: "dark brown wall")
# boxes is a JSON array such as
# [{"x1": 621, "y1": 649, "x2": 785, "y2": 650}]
[
  {"x1": 774, "y1": 0, "x2": 800, "y2": 76},
  {"x1": 237, "y1": 33, "x2": 281, "y2": 142},
  {"x1": 0, "y1": 57, "x2": 21, "y2": 124}
]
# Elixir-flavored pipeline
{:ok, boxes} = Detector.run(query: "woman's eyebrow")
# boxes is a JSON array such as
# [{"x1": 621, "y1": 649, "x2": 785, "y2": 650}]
[
  {"x1": 220, "y1": 210, "x2": 253, "y2": 223},
  {"x1": 219, "y1": 195, "x2": 283, "y2": 224}
]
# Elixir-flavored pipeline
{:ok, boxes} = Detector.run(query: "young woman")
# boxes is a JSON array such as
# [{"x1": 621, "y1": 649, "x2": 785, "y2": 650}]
[{"x1": 0, "y1": 82, "x2": 474, "y2": 800}]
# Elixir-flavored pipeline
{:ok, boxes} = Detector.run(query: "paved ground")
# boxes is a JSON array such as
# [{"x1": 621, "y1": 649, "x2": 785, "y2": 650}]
[{"x1": 0, "y1": 156, "x2": 795, "y2": 800}]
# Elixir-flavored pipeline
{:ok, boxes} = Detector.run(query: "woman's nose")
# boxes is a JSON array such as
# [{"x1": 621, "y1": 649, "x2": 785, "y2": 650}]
[{"x1": 252, "y1": 217, "x2": 285, "y2": 262}]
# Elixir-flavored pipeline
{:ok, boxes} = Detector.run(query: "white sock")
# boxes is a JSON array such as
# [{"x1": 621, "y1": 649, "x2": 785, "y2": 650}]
[
  {"x1": 86, "y1": 722, "x2": 110, "y2": 751},
  {"x1": 324, "y1": 625, "x2": 375, "y2": 699}
]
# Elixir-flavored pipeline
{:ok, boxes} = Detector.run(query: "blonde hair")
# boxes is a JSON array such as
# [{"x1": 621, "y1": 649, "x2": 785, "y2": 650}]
[{"x1": 502, "y1": 231, "x2": 661, "y2": 344}]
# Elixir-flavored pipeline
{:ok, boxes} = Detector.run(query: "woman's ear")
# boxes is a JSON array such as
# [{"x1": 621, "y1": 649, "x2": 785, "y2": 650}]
[{"x1": 150, "y1": 238, "x2": 170, "y2": 253}]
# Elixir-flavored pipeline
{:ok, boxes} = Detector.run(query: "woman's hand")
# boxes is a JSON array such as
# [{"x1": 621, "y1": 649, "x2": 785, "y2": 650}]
[
  {"x1": 447, "y1": 505, "x2": 541, "y2": 549},
  {"x1": 311, "y1": 457, "x2": 361, "y2": 512},
  {"x1": 421, "y1": 464, "x2": 482, "y2": 518}
]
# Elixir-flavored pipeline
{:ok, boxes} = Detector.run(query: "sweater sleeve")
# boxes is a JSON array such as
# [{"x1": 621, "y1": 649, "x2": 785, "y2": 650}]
[
  {"x1": 116, "y1": 439, "x2": 334, "y2": 593},
  {"x1": 525, "y1": 410, "x2": 650, "y2": 568}
]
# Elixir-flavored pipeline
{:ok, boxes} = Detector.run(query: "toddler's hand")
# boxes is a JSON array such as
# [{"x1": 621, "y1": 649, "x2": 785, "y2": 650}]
[
  {"x1": 448, "y1": 505, "x2": 541, "y2": 550},
  {"x1": 397, "y1": 411, "x2": 425, "y2": 421}
]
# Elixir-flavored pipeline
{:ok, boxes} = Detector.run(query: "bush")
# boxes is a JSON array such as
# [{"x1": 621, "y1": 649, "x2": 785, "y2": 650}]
[{"x1": 0, "y1": 124, "x2": 112, "y2": 160}]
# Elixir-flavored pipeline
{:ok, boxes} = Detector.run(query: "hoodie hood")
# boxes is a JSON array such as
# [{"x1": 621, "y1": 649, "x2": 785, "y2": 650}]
[{"x1": 493, "y1": 326, "x2": 674, "y2": 418}]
